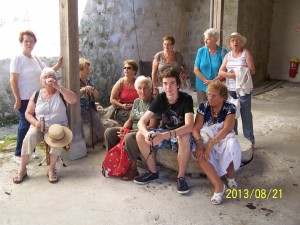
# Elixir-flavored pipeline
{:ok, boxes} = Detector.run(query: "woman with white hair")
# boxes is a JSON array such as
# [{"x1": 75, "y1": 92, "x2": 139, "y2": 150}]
[
  {"x1": 194, "y1": 28, "x2": 227, "y2": 104},
  {"x1": 13, "y1": 67, "x2": 77, "y2": 184},
  {"x1": 104, "y1": 76, "x2": 158, "y2": 181},
  {"x1": 218, "y1": 32, "x2": 255, "y2": 148}
]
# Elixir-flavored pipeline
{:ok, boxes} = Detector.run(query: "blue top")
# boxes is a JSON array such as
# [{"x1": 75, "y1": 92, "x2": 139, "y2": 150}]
[
  {"x1": 197, "y1": 101, "x2": 236, "y2": 126},
  {"x1": 194, "y1": 45, "x2": 227, "y2": 92}
]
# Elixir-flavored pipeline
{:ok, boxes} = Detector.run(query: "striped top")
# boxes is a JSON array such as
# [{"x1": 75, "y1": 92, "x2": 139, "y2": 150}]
[{"x1": 225, "y1": 49, "x2": 247, "y2": 91}]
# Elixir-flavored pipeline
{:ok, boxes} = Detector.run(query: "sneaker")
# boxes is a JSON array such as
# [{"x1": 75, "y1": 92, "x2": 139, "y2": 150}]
[
  {"x1": 177, "y1": 177, "x2": 189, "y2": 194},
  {"x1": 134, "y1": 171, "x2": 159, "y2": 184},
  {"x1": 13, "y1": 156, "x2": 21, "y2": 164},
  {"x1": 31, "y1": 152, "x2": 39, "y2": 159}
]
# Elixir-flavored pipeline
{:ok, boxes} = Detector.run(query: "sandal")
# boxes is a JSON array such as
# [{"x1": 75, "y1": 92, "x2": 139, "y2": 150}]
[
  {"x1": 47, "y1": 169, "x2": 59, "y2": 184},
  {"x1": 211, "y1": 185, "x2": 226, "y2": 205},
  {"x1": 13, "y1": 170, "x2": 27, "y2": 184},
  {"x1": 226, "y1": 176, "x2": 237, "y2": 189}
]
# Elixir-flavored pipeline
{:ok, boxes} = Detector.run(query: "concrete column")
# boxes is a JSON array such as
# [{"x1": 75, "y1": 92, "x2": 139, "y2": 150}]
[{"x1": 59, "y1": 0, "x2": 87, "y2": 160}]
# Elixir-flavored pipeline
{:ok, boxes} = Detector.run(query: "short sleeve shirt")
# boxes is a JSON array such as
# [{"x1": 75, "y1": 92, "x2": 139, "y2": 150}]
[
  {"x1": 149, "y1": 91, "x2": 194, "y2": 129},
  {"x1": 197, "y1": 101, "x2": 236, "y2": 126}
]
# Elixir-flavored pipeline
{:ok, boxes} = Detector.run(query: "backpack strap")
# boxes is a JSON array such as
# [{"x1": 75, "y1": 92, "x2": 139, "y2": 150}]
[
  {"x1": 34, "y1": 90, "x2": 40, "y2": 104},
  {"x1": 119, "y1": 78, "x2": 123, "y2": 93}
]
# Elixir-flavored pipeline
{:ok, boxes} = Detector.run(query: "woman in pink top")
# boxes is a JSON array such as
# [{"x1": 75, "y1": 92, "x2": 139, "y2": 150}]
[{"x1": 110, "y1": 60, "x2": 139, "y2": 125}]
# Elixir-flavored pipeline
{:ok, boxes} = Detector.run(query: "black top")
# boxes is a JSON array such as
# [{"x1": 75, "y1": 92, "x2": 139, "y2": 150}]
[{"x1": 149, "y1": 91, "x2": 194, "y2": 129}]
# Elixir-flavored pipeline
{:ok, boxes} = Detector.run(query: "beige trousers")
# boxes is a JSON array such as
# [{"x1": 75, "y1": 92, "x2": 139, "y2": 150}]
[{"x1": 21, "y1": 126, "x2": 63, "y2": 157}]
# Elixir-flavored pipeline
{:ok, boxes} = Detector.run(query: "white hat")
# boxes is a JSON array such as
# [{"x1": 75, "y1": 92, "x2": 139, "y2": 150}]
[
  {"x1": 44, "y1": 124, "x2": 73, "y2": 148},
  {"x1": 225, "y1": 32, "x2": 247, "y2": 47}
]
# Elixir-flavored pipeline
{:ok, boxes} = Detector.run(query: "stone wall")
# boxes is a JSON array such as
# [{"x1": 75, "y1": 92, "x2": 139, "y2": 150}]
[{"x1": 79, "y1": 0, "x2": 193, "y2": 106}]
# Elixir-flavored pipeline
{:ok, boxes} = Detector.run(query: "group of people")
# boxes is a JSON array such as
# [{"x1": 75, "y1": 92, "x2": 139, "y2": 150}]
[{"x1": 10, "y1": 29, "x2": 256, "y2": 205}]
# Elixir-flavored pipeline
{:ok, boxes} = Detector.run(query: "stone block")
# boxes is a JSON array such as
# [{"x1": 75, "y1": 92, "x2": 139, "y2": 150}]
[{"x1": 156, "y1": 148, "x2": 203, "y2": 174}]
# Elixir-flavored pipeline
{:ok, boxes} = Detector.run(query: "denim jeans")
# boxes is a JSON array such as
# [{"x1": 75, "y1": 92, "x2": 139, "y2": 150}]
[
  {"x1": 229, "y1": 91, "x2": 255, "y2": 144},
  {"x1": 15, "y1": 100, "x2": 30, "y2": 156}
]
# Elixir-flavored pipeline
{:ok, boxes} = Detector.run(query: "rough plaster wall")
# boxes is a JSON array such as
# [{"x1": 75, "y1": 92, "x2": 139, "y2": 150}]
[
  {"x1": 222, "y1": 0, "x2": 273, "y2": 85},
  {"x1": 268, "y1": 0, "x2": 300, "y2": 82},
  {"x1": 187, "y1": 0, "x2": 210, "y2": 86},
  {"x1": 237, "y1": 0, "x2": 273, "y2": 84},
  {"x1": 79, "y1": 0, "x2": 189, "y2": 106},
  {"x1": 223, "y1": 0, "x2": 238, "y2": 42}
]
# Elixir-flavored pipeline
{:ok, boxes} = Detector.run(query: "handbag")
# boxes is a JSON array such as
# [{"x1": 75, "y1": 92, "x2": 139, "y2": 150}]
[{"x1": 102, "y1": 129, "x2": 130, "y2": 178}]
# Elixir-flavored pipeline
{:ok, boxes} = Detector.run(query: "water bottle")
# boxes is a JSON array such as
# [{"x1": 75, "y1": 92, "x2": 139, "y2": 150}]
[{"x1": 40, "y1": 115, "x2": 45, "y2": 133}]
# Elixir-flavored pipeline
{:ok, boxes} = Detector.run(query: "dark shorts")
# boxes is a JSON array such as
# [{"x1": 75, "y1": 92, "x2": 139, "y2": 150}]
[{"x1": 148, "y1": 128, "x2": 193, "y2": 152}]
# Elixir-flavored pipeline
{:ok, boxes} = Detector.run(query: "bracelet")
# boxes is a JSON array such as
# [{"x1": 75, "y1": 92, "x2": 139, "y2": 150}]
[
  {"x1": 210, "y1": 138, "x2": 218, "y2": 145},
  {"x1": 173, "y1": 129, "x2": 177, "y2": 137},
  {"x1": 169, "y1": 130, "x2": 172, "y2": 139}
]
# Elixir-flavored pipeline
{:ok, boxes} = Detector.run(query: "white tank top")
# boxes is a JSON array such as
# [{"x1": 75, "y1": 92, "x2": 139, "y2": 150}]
[
  {"x1": 226, "y1": 49, "x2": 247, "y2": 91},
  {"x1": 35, "y1": 91, "x2": 68, "y2": 130}
]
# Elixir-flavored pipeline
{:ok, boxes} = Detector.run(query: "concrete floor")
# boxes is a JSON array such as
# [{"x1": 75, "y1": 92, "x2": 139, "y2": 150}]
[{"x1": 0, "y1": 81, "x2": 299, "y2": 225}]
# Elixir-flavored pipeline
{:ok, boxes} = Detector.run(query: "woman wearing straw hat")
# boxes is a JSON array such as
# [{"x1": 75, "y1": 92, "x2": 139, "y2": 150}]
[
  {"x1": 12, "y1": 67, "x2": 77, "y2": 184},
  {"x1": 218, "y1": 32, "x2": 255, "y2": 149}
]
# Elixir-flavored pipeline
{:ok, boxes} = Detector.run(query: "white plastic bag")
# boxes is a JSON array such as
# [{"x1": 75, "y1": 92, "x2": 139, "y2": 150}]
[{"x1": 228, "y1": 96, "x2": 240, "y2": 119}]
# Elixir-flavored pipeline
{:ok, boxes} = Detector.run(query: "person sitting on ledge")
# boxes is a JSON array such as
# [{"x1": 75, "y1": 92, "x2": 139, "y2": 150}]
[
  {"x1": 192, "y1": 80, "x2": 242, "y2": 205},
  {"x1": 134, "y1": 67, "x2": 194, "y2": 194},
  {"x1": 79, "y1": 58, "x2": 105, "y2": 143},
  {"x1": 109, "y1": 60, "x2": 139, "y2": 126},
  {"x1": 104, "y1": 75, "x2": 158, "y2": 181},
  {"x1": 12, "y1": 67, "x2": 77, "y2": 184}
]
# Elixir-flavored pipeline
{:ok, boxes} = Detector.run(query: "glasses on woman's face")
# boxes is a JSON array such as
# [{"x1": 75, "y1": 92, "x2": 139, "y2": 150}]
[
  {"x1": 230, "y1": 38, "x2": 241, "y2": 43},
  {"x1": 123, "y1": 66, "x2": 132, "y2": 70}
]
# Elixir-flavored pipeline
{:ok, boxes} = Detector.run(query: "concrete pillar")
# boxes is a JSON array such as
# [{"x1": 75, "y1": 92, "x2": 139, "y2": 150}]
[{"x1": 59, "y1": 0, "x2": 87, "y2": 160}]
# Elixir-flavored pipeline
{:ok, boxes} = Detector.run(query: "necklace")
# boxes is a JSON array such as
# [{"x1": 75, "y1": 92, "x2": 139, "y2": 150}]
[
  {"x1": 209, "y1": 47, "x2": 217, "y2": 53},
  {"x1": 210, "y1": 106, "x2": 220, "y2": 123},
  {"x1": 167, "y1": 96, "x2": 179, "y2": 108}
]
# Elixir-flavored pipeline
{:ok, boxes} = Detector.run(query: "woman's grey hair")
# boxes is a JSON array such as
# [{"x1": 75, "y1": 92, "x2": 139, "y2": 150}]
[
  {"x1": 204, "y1": 28, "x2": 220, "y2": 41},
  {"x1": 40, "y1": 67, "x2": 56, "y2": 78},
  {"x1": 134, "y1": 75, "x2": 152, "y2": 90}
]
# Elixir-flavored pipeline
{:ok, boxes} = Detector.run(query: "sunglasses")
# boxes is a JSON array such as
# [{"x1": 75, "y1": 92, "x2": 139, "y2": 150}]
[{"x1": 123, "y1": 66, "x2": 132, "y2": 70}]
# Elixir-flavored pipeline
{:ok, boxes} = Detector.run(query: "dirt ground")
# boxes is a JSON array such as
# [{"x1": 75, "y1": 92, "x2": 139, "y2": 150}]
[{"x1": 0, "y1": 82, "x2": 299, "y2": 225}]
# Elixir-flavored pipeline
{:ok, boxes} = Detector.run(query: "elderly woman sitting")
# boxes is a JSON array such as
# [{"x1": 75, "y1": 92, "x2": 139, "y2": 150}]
[
  {"x1": 104, "y1": 76, "x2": 158, "y2": 181},
  {"x1": 12, "y1": 68, "x2": 77, "y2": 184},
  {"x1": 192, "y1": 80, "x2": 241, "y2": 205}
]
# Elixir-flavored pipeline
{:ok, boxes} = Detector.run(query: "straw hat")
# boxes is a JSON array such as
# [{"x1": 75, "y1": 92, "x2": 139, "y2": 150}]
[
  {"x1": 225, "y1": 32, "x2": 247, "y2": 47},
  {"x1": 44, "y1": 124, "x2": 73, "y2": 148}
]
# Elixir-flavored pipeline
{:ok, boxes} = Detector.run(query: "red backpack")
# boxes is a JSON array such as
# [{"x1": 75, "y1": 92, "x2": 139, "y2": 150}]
[{"x1": 102, "y1": 129, "x2": 130, "y2": 177}]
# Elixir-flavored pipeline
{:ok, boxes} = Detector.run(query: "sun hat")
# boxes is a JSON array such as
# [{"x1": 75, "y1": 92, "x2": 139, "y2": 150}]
[
  {"x1": 44, "y1": 124, "x2": 73, "y2": 148},
  {"x1": 225, "y1": 32, "x2": 247, "y2": 47}
]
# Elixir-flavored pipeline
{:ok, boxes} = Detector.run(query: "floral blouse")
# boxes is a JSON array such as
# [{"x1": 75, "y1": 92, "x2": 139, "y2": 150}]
[{"x1": 197, "y1": 101, "x2": 236, "y2": 126}]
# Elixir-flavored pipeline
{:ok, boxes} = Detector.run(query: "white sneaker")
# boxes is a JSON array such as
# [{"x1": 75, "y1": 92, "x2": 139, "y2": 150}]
[
  {"x1": 31, "y1": 152, "x2": 39, "y2": 159},
  {"x1": 13, "y1": 156, "x2": 21, "y2": 164}
]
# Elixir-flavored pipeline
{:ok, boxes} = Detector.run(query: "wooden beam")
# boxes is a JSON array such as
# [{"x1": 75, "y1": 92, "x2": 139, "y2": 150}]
[
  {"x1": 59, "y1": 0, "x2": 86, "y2": 160},
  {"x1": 213, "y1": 0, "x2": 224, "y2": 46}
]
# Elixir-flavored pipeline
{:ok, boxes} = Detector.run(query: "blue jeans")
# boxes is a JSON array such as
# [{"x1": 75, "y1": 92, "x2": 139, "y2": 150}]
[
  {"x1": 15, "y1": 100, "x2": 30, "y2": 156},
  {"x1": 229, "y1": 91, "x2": 255, "y2": 144}
]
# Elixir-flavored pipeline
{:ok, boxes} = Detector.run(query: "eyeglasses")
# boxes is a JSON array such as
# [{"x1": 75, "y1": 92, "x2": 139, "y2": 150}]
[{"x1": 123, "y1": 66, "x2": 132, "y2": 70}]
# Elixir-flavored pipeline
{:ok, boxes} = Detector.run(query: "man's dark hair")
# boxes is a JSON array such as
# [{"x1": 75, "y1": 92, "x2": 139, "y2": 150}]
[{"x1": 158, "y1": 67, "x2": 181, "y2": 87}]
